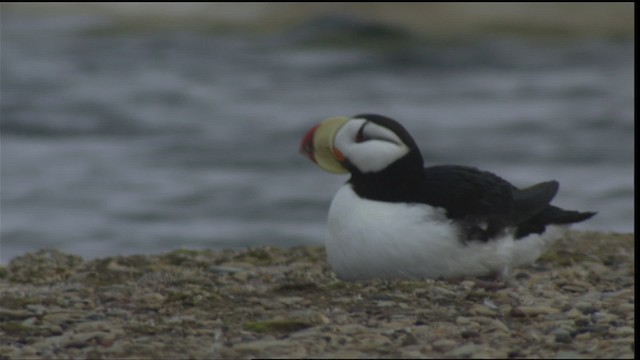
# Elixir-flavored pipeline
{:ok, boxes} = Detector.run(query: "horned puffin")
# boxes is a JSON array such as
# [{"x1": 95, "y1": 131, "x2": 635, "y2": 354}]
[{"x1": 300, "y1": 114, "x2": 595, "y2": 280}]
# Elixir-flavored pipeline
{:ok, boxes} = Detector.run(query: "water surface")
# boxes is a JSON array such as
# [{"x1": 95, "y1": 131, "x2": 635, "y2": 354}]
[{"x1": 1, "y1": 14, "x2": 634, "y2": 263}]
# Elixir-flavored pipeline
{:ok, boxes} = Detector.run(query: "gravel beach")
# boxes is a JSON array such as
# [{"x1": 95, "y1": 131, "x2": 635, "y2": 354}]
[{"x1": 0, "y1": 231, "x2": 634, "y2": 359}]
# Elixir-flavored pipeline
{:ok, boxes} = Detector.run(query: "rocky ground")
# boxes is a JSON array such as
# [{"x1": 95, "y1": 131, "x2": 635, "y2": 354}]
[{"x1": 0, "y1": 231, "x2": 634, "y2": 359}]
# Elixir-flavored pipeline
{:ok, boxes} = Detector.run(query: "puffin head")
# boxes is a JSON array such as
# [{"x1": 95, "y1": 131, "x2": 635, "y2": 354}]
[{"x1": 300, "y1": 114, "x2": 423, "y2": 175}]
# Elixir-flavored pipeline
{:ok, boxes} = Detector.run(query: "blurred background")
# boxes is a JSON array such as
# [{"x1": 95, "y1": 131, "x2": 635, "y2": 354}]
[{"x1": 0, "y1": 3, "x2": 634, "y2": 263}]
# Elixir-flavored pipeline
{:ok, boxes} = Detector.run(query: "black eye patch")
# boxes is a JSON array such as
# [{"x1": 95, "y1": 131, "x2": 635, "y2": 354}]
[
  {"x1": 355, "y1": 121, "x2": 368, "y2": 143},
  {"x1": 354, "y1": 121, "x2": 401, "y2": 146}
]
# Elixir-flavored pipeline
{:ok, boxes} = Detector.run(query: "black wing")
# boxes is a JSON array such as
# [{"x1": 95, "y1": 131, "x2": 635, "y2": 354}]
[
  {"x1": 421, "y1": 165, "x2": 514, "y2": 220},
  {"x1": 419, "y1": 165, "x2": 561, "y2": 240}
]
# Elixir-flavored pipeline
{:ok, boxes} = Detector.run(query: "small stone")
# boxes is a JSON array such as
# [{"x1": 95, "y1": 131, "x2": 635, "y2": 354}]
[
  {"x1": 468, "y1": 316, "x2": 494, "y2": 325},
  {"x1": 432, "y1": 339, "x2": 457, "y2": 351},
  {"x1": 574, "y1": 332, "x2": 592, "y2": 341},
  {"x1": 447, "y1": 343, "x2": 482, "y2": 357},
  {"x1": 232, "y1": 271, "x2": 250, "y2": 282},
  {"x1": 471, "y1": 351, "x2": 497, "y2": 359},
  {"x1": 208, "y1": 265, "x2": 245, "y2": 274},
  {"x1": 471, "y1": 304, "x2": 496, "y2": 316},
  {"x1": 574, "y1": 318, "x2": 590, "y2": 327},
  {"x1": 489, "y1": 319, "x2": 510, "y2": 333},
  {"x1": 106, "y1": 261, "x2": 134, "y2": 273},
  {"x1": 555, "y1": 351, "x2": 584, "y2": 359},
  {"x1": 616, "y1": 303, "x2": 635, "y2": 313},
  {"x1": 461, "y1": 330, "x2": 480, "y2": 339},
  {"x1": 574, "y1": 300, "x2": 595, "y2": 311},
  {"x1": 25, "y1": 304, "x2": 48, "y2": 315},
  {"x1": 581, "y1": 306, "x2": 599, "y2": 315},
  {"x1": 374, "y1": 300, "x2": 396, "y2": 307},
  {"x1": 562, "y1": 284, "x2": 587, "y2": 293},
  {"x1": 46, "y1": 331, "x2": 116, "y2": 349},
  {"x1": 552, "y1": 328, "x2": 573, "y2": 344},
  {"x1": 566, "y1": 308, "x2": 582, "y2": 318},
  {"x1": 0, "y1": 308, "x2": 32, "y2": 321},
  {"x1": 460, "y1": 280, "x2": 476, "y2": 289},
  {"x1": 601, "y1": 288, "x2": 634, "y2": 299},
  {"x1": 515, "y1": 306, "x2": 560, "y2": 316},
  {"x1": 315, "y1": 350, "x2": 369, "y2": 359},
  {"x1": 483, "y1": 297, "x2": 498, "y2": 310},
  {"x1": 609, "y1": 326, "x2": 635, "y2": 337},
  {"x1": 592, "y1": 311, "x2": 619, "y2": 323},
  {"x1": 42, "y1": 311, "x2": 85, "y2": 325},
  {"x1": 138, "y1": 292, "x2": 165, "y2": 309},
  {"x1": 400, "y1": 332, "x2": 419, "y2": 346},
  {"x1": 431, "y1": 286, "x2": 456, "y2": 297},
  {"x1": 575, "y1": 325, "x2": 609, "y2": 335},
  {"x1": 288, "y1": 326, "x2": 323, "y2": 339},
  {"x1": 277, "y1": 296, "x2": 304, "y2": 306},
  {"x1": 74, "y1": 320, "x2": 121, "y2": 333},
  {"x1": 233, "y1": 339, "x2": 291, "y2": 354},
  {"x1": 313, "y1": 313, "x2": 331, "y2": 324},
  {"x1": 20, "y1": 317, "x2": 37, "y2": 326}
]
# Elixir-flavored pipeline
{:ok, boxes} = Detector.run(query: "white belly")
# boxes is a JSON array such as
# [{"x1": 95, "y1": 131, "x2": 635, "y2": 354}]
[{"x1": 326, "y1": 184, "x2": 563, "y2": 280}]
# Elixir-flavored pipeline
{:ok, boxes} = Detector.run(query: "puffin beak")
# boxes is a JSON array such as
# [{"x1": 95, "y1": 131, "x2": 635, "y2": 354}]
[{"x1": 300, "y1": 116, "x2": 350, "y2": 174}]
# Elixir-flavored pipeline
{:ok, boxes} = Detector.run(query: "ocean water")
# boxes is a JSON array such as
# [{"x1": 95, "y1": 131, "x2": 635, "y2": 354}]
[{"x1": 0, "y1": 14, "x2": 634, "y2": 264}]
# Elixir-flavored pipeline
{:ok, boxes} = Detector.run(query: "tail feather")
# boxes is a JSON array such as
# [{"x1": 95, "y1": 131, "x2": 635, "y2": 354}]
[
  {"x1": 536, "y1": 205, "x2": 597, "y2": 224},
  {"x1": 513, "y1": 180, "x2": 559, "y2": 223},
  {"x1": 514, "y1": 205, "x2": 596, "y2": 239}
]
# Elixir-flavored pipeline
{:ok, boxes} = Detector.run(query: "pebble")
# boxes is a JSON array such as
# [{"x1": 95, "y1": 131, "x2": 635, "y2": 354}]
[
  {"x1": 20, "y1": 317, "x2": 38, "y2": 327},
  {"x1": 233, "y1": 339, "x2": 292, "y2": 353},
  {"x1": 432, "y1": 339, "x2": 457, "y2": 351},
  {"x1": 616, "y1": 303, "x2": 635, "y2": 313},
  {"x1": 74, "y1": 320, "x2": 121, "y2": 333},
  {"x1": 460, "y1": 330, "x2": 480, "y2": 339},
  {"x1": 470, "y1": 304, "x2": 496, "y2": 316},
  {"x1": 459, "y1": 280, "x2": 476, "y2": 289},
  {"x1": 209, "y1": 265, "x2": 246, "y2": 274},
  {"x1": 447, "y1": 343, "x2": 483, "y2": 357},
  {"x1": 555, "y1": 350, "x2": 585, "y2": 359},
  {"x1": 374, "y1": 300, "x2": 396, "y2": 307},
  {"x1": 472, "y1": 350, "x2": 500, "y2": 359},
  {"x1": 515, "y1": 306, "x2": 561, "y2": 316},
  {"x1": 106, "y1": 260, "x2": 135, "y2": 273},
  {"x1": 25, "y1": 304, "x2": 48, "y2": 315},
  {"x1": 591, "y1": 312, "x2": 617, "y2": 323},
  {"x1": 0, "y1": 307, "x2": 32, "y2": 320},
  {"x1": 137, "y1": 292, "x2": 166, "y2": 309},
  {"x1": 288, "y1": 326, "x2": 324, "y2": 340},
  {"x1": 576, "y1": 325, "x2": 609, "y2": 335},
  {"x1": 489, "y1": 319, "x2": 510, "y2": 333},
  {"x1": 42, "y1": 310, "x2": 85, "y2": 325},
  {"x1": 562, "y1": 284, "x2": 588, "y2": 293},
  {"x1": 578, "y1": 305, "x2": 599, "y2": 314},
  {"x1": 609, "y1": 326, "x2": 634, "y2": 337},
  {"x1": 574, "y1": 332, "x2": 592, "y2": 341},
  {"x1": 552, "y1": 328, "x2": 573, "y2": 344},
  {"x1": 278, "y1": 296, "x2": 305, "y2": 305},
  {"x1": 232, "y1": 271, "x2": 250, "y2": 282},
  {"x1": 566, "y1": 308, "x2": 583, "y2": 319}
]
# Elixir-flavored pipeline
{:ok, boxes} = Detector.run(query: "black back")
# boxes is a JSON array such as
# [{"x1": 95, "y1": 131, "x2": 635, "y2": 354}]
[{"x1": 345, "y1": 114, "x2": 596, "y2": 241}]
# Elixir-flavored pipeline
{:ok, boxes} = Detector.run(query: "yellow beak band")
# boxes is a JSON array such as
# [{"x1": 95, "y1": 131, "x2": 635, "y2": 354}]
[{"x1": 312, "y1": 116, "x2": 349, "y2": 174}]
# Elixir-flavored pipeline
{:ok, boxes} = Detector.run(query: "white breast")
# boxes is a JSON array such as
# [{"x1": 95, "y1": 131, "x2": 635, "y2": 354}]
[{"x1": 325, "y1": 184, "x2": 564, "y2": 280}]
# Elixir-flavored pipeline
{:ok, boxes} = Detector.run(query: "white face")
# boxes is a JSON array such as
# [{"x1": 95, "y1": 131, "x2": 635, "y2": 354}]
[{"x1": 333, "y1": 118, "x2": 410, "y2": 173}]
